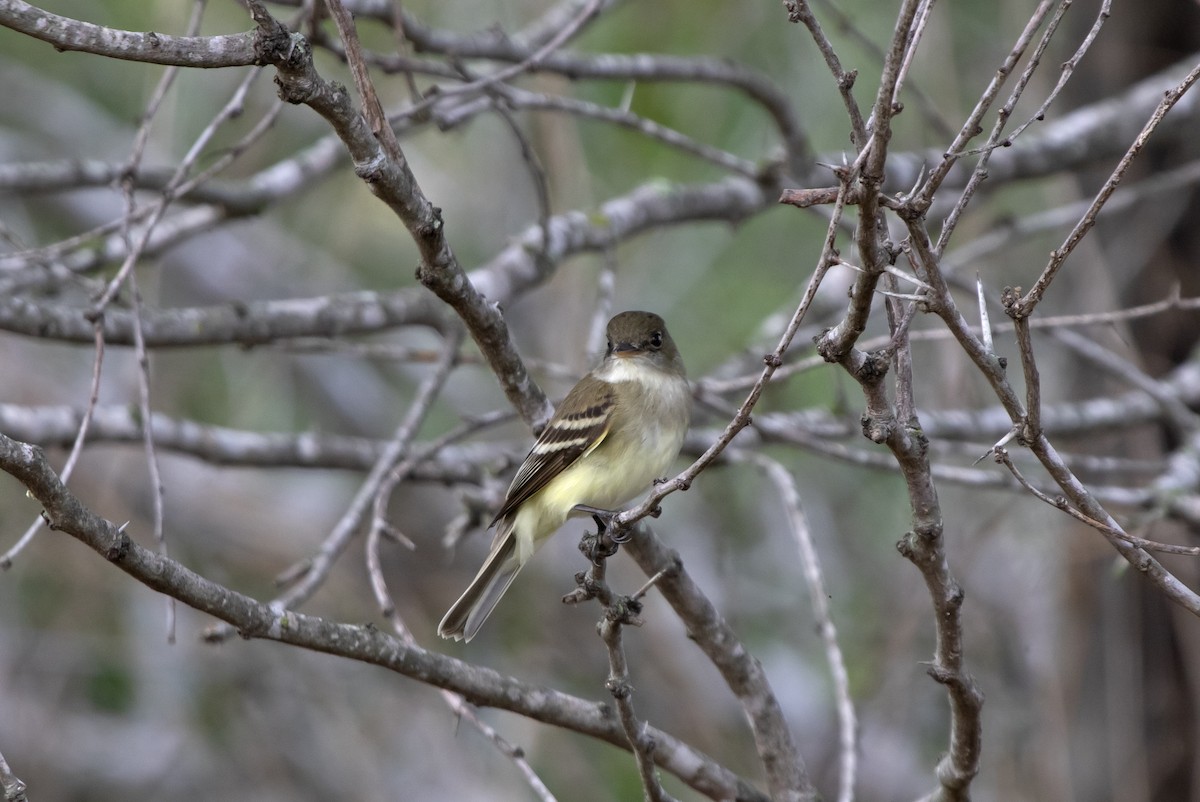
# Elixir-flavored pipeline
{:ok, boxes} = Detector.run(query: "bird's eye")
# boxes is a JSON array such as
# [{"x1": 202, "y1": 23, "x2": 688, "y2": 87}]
[
  {"x1": 606, "y1": 339, "x2": 613, "y2": 352},
  {"x1": 648, "y1": 331, "x2": 664, "y2": 349}
]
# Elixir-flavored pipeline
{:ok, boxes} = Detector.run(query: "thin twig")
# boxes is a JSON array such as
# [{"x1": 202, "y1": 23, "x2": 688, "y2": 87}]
[
  {"x1": 128, "y1": 265, "x2": 175, "y2": 642},
  {"x1": 364, "y1": 478, "x2": 557, "y2": 802},
  {"x1": 992, "y1": 448, "x2": 1200, "y2": 556},
  {"x1": 907, "y1": 1, "x2": 1055, "y2": 214},
  {"x1": 487, "y1": 92, "x2": 555, "y2": 274},
  {"x1": 1001, "y1": 0, "x2": 1113, "y2": 149},
  {"x1": 934, "y1": 0, "x2": 1061, "y2": 254},
  {"x1": 1012, "y1": 61, "x2": 1200, "y2": 317},
  {"x1": 0, "y1": 431, "x2": 766, "y2": 802},
  {"x1": 112, "y1": 3, "x2": 217, "y2": 641},
  {"x1": 1004, "y1": 286, "x2": 1042, "y2": 441},
  {"x1": 369, "y1": 327, "x2": 465, "y2": 546},
  {"x1": 388, "y1": 0, "x2": 424, "y2": 105},
  {"x1": 600, "y1": 612, "x2": 679, "y2": 802},
  {"x1": 891, "y1": 0, "x2": 936, "y2": 111},
  {"x1": 0, "y1": 322, "x2": 105, "y2": 567},
  {"x1": 744, "y1": 452, "x2": 857, "y2": 802},
  {"x1": 206, "y1": 324, "x2": 464, "y2": 643},
  {"x1": 434, "y1": 84, "x2": 759, "y2": 178},
  {"x1": 392, "y1": 0, "x2": 606, "y2": 123},
  {"x1": 785, "y1": 0, "x2": 867, "y2": 148},
  {"x1": 943, "y1": 158, "x2": 1200, "y2": 274},
  {"x1": 812, "y1": 0, "x2": 956, "y2": 139}
]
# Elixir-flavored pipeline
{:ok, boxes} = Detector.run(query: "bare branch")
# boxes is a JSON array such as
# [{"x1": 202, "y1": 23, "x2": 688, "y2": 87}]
[
  {"x1": 903, "y1": 214, "x2": 1200, "y2": 617},
  {"x1": 244, "y1": 0, "x2": 554, "y2": 428},
  {"x1": 992, "y1": 448, "x2": 1200, "y2": 556},
  {"x1": 621, "y1": 525, "x2": 816, "y2": 802},
  {"x1": 784, "y1": 0, "x2": 868, "y2": 149},
  {"x1": 0, "y1": 0, "x2": 258, "y2": 67},
  {"x1": 207, "y1": 325, "x2": 463, "y2": 642},
  {"x1": 1012, "y1": 60, "x2": 1200, "y2": 317},
  {"x1": 0, "y1": 290, "x2": 443, "y2": 347},
  {"x1": 933, "y1": 0, "x2": 1066, "y2": 253},
  {"x1": 744, "y1": 452, "x2": 857, "y2": 802},
  {"x1": 0, "y1": 430, "x2": 768, "y2": 802},
  {"x1": 907, "y1": 1, "x2": 1056, "y2": 212}
]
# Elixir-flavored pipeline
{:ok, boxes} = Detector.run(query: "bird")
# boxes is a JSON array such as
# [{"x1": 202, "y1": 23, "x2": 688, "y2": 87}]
[{"x1": 438, "y1": 311, "x2": 691, "y2": 642}]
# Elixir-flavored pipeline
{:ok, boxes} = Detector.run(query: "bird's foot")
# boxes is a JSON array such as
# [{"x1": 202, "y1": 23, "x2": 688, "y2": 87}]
[{"x1": 572, "y1": 504, "x2": 633, "y2": 543}]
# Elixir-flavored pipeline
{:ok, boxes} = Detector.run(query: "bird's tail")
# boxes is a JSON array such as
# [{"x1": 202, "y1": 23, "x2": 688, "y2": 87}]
[{"x1": 438, "y1": 524, "x2": 522, "y2": 642}]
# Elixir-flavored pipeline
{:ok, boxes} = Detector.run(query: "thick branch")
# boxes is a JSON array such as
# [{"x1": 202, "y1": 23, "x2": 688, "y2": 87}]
[
  {"x1": 622, "y1": 526, "x2": 816, "y2": 802},
  {"x1": 0, "y1": 291, "x2": 442, "y2": 347},
  {"x1": 0, "y1": 431, "x2": 766, "y2": 802},
  {"x1": 0, "y1": 0, "x2": 257, "y2": 66}
]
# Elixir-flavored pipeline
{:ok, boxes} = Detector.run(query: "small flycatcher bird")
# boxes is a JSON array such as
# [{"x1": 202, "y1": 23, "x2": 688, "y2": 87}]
[{"x1": 438, "y1": 311, "x2": 690, "y2": 642}]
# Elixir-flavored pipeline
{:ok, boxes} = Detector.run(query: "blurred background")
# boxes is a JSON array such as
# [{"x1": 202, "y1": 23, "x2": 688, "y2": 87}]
[{"x1": 3, "y1": 0, "x2": 1200, "y2": 800}]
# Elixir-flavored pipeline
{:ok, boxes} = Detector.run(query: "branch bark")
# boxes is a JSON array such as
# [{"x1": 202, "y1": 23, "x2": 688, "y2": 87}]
[{"x1": 0, "y1": 430, "x2": 767, "y2": 802}]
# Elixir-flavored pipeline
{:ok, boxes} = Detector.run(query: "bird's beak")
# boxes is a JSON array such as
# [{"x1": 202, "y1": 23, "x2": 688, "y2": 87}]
[{"x1": 612, "y1": 342, "x2": 641, "y2": 357}]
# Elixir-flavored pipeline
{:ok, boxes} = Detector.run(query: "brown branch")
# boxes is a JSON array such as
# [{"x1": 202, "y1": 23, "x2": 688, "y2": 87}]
[
  {"x1": 1011, "y1": 60, "x2": 1200, "y2": 318},
  {"x1": 0, "y1": 430, "x2": 767, "y2": 802},
  {"x1": 933, "y1": 0, "x2": 1064, "y2": 254},
  {"x1": 245, "y1": 0, "x2": 553, "y2": 429},
  {"x1": 992, "y1": 448, "x2": 1200, "y2": 557},
  {"x1": 566, "y1": 542, "x2": 678, "y2": 802},
  {"x1": 784, "y1": 0, "x2": 867, "y2": 149},
  {"x1": 901, "y1": 215, "x2": 1200, "y2": 617},
  {"x1": 905, "y1": 1, "x2": 1054, "y2": 215},
  {"x1": 835, "y1": 316, "x2": 984, "y2": 802},
  {"x1": 621, "y1": 525, "x2": 816, "y2": 802}
]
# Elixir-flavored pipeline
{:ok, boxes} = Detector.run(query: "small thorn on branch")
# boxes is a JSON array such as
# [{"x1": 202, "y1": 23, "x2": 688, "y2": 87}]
[{"x1": 974, "y1": 429, "x2": 1019, "y2": 465}]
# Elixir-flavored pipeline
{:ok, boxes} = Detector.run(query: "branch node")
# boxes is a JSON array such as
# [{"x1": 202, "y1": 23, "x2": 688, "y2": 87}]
[
  {"x1": 563, "y1": 570, "x2": 599, "y2": 605},
  {"x1": 605, "y1": 675, "x2": 633, "y2": 699},
  {"x1": 606, "y1": 595, "x2": 645, "y2": 627},
  {"x1": 860, "y1": 412, "x2": 895, "y2": 444},
  {"x1": 104, "y1": 524, "x2": 131, "y2": 562},
  {"x1": 1002, "y1": 285, "x2": 1028, "y2": 320}
]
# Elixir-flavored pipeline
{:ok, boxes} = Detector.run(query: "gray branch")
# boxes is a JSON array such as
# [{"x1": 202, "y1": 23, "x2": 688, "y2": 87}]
[
  {"x1": 0, "y1": 430, "x2": 767, "y2": 802},
  {"x1": 0, "y1": 0, "x2": 258, "y2": 67}
]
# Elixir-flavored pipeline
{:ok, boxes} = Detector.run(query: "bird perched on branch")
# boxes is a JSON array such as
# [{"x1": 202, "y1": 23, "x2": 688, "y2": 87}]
[{"x1": 438, "y1": 311, "x2": 690, "y2": 642}]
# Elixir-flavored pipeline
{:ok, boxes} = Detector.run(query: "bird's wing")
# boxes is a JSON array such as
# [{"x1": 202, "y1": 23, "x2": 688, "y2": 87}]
[{"x1": 490, "y1": 374, "x2": 616, "y2": 525}]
